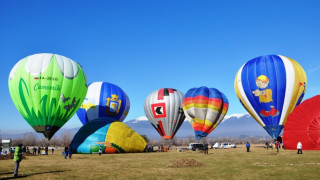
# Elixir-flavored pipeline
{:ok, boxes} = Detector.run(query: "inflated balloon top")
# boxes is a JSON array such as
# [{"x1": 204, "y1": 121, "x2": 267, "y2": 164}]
[
  {"x1": 8, "y1": 53, "x2": 88, "y2": 140},
  {"x1": 76, "y1": 81, "x2": 130, "y2": 125},
  {"x1": 234, "y1": 55, "x2": 307, "y2": 138},
  {"x1": 71, "y1": 118, "x2": 147, "y2": 154},
  {"x1": 283, "y1": 95, "x2": 320, "y2": 150},
  {"x1": 144, "y1": 88, "x2": 185, "y2": 140},
  {"x1": 183, "y1": 86, "x2": 229, "y2": 140}
]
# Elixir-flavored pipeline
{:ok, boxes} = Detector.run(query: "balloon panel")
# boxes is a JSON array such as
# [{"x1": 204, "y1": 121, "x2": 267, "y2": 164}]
[
  {"x1": 76, "y1": 82, "x2": 130, "y2": 125},
  {"x1": 144, "y1": 88, "x2": 185, "y2": 139},
  {"x1": 71, "y1": 119, "x2": 147, "y2": 153},
  {"x1": 183, "y1": 86, "x2": 229, "y2": 139},
  {"x1": 8, "y1": 53, "x2": 88, "y2": 140},
  {"x1": 283, "y1": 95, "x2": 320, "y2": 150}
]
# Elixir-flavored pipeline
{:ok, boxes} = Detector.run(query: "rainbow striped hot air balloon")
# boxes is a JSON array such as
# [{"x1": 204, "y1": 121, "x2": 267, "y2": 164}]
[
  {"x1": 183, "y1": 86, "x2": 229, "y2": 140},
  {"x1": 234, "y1": 55, "x2": 307, "y2": 139}
]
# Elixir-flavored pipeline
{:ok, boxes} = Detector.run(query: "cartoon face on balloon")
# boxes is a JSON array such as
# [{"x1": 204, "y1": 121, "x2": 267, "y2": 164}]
[{"x1": 256, "y1": 75, "x2": 269, "y2": 89}]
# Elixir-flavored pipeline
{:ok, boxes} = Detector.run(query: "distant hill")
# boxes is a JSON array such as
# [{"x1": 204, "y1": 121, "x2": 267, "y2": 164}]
[
  {"x1": 1, "y1": 114, "x2": 270, "y2": 140},
  {"x1": 126, "y1": 114, "x2": 269, "y2": 139}
]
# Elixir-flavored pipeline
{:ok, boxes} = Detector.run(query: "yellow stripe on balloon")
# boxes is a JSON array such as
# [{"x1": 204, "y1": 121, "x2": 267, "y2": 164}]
[{"x1": 282, "y1": 57, "x2": 307, "y2": 125}]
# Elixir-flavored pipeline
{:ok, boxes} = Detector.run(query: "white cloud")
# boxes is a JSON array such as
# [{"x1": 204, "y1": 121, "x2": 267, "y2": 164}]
[{"x1": 308, "y1": 65, "x2": 320, "y2": 73}]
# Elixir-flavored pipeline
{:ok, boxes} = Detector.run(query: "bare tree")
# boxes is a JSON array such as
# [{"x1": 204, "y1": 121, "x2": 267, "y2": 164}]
[
  {"x1": 60, "y1": 130, "x2": 73, "y2": 147},
  {"x1": 22, "y1": 133, "x2": 37, "y2": 146},
  {"x1": 49, "y1": 136, "x2": 60, "y2": 147}
]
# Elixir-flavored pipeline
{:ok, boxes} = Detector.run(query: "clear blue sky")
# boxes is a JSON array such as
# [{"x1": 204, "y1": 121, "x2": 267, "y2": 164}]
[{"x1": 1, "y1": 0, "x2": 320, "y2": 134}]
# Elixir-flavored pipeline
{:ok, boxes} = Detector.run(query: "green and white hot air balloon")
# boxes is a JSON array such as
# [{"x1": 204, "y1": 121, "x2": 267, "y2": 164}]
[{"x1": 8, "y1": 53, "x2": 88, "y2": 140}]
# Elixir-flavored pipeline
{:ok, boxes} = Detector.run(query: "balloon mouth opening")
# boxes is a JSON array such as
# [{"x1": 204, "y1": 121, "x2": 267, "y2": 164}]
[
  {"x1": 162, "y1": 135, "x2": 174, "y2": 140},
  {"x1": 33, "y1": 125, "x2": 60, "y2": 140}
]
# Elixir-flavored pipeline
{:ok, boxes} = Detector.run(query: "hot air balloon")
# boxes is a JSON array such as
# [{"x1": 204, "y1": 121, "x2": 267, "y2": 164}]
[
  {"x1": 71, "y1": 118, "x2": 147, "y2": 154},
  {"x1": 144, "y1": 88, "x2": 185, "y2": 140},
  {"x1": 283, "y1": 95, "x2": 320, "y2": 150},
  {"x1": 182, "y1": 86, "x2": 229, "y2": 140},
  {"x1": 234, "y1": 55, "x2": 307, "y2": 139},
  {"x1": 76, "y1": 82, "x2": 130, "y2": 125},
  {"x1": 8, "y1": 53, "x2": 88, "y2": 140}
]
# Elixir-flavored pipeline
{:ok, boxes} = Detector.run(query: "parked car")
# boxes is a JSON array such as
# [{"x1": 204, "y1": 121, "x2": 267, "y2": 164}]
[
  {"x1": 220, "y1": 143, "x2": 236, "y2": 149},
  {"x1": 189, "y1": 143, "x2": 205, "y2": 151},
  {"x1": 211, "y1": 142, "x2": 220, "y2": 149}
]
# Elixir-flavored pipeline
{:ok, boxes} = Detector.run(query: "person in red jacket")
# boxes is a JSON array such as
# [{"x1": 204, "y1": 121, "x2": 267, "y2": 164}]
[{"x1": 275, "y1": 140, "x2": 280, "y2": 153}]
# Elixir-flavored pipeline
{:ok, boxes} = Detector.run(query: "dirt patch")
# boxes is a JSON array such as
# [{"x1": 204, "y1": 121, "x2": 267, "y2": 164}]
[
  {"x1": 167, "y1": 159, "x2": 204, "y2": 168},
  {"x1": 0, "y1": 154, "x2": 27, "y2": 160}
]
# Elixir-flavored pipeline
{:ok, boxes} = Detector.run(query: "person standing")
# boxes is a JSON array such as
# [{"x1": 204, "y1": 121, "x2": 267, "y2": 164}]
[
  {"x1": 45, "y1": 146, "x2": 49, "y2": 155},
  {"x1": 32, "y1": 147, "x2": 36, "y2": 155},
  {"x1": 246, "y1": 142, "x2": 250, "y2": 152},
  {"x1": 275, "y1": 141, "x2": 280, "y2": 153},
  {"x1": 297, "y1": 141, "x2": 302, "y2": 154},
  {"x1": 265, "y1": 141, "x2": 269, "y2": 150},
  {"x1": 52, "y1": 147, "x2": 55, "y2": 154},
  {"x1": 13, "y1": 144, "x2": 23, "y2": 177},
  {"x1": 68, "y1": 145, "x2": 72, "y2": 159},
  {"x1": 204, "y1": 144, "x2": 208, "y2": 155},
  {"x1": 64, "y1": 146, "x2": 69, "y2": 159},
  {"x1": 99, "y1": 146, "x2": 102, "y2": 156},
  {"x1": 0, "y1": 146, "x2": 2, "y2": 155},
  {"x1": 37, "y1": 146, "x2": 41, "y2": 155}
]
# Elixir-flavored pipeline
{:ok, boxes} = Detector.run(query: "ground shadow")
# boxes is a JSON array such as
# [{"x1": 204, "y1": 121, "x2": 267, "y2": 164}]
[{"x1": 0, "y1": 170, "x2": 66, "y2": 179}]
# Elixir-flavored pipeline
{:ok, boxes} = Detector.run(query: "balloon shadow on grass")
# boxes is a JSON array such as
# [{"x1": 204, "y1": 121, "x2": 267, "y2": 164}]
[{"x1": 0, "y1": 170, "x2": 66, "y2": 179}]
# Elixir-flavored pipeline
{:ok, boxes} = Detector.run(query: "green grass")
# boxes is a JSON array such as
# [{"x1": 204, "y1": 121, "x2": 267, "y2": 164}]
[{"x1": 0, "y1": 145, "x2": 319, "y2": 179}]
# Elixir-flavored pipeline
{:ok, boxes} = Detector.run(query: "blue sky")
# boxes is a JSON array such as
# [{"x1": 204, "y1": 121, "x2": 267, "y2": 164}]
[{"x1": 1, "y1": 0, "x2": 320, "y2": 134}]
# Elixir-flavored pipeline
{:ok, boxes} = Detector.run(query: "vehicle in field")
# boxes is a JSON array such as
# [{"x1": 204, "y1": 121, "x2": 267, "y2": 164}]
[
  {"x1": 220, "y1": 143, "x2": 236, "y2": 149},
  {"x1": 211, "y1": 142, "x2": 220, "y2": 149},
  {"x1": 189, "y1": 143, "x2": 205, "y2": 151}
]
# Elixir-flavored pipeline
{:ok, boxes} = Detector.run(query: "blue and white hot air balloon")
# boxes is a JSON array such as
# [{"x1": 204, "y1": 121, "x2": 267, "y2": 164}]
[
  {"x1": 234, "y1": 55, "x2": 307, "y2": 138},
  {"x1": 76, "y1": 82, "x2": 130, "y2": 125}
]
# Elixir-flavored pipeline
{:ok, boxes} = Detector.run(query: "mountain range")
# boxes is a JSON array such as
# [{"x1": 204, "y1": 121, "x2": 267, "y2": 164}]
[{"x1": 1, "y1": 114, "x2": 270, "y2": 140}]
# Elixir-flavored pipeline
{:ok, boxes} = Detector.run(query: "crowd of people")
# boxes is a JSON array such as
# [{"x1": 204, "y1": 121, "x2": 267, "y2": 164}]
[{"x1": 14, "y1": 146, "x2": 55, "y2": 156}]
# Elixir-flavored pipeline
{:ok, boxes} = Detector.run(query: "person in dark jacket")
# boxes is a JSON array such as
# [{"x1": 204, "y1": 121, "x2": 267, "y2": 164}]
[
  {"x1": 13, "y1": 144, "x2": 23, "y2": 177},
  {"x1": 64, "y1": 146, "x2": 69, "y2": 159},
  {"x1": 246, "y1": 142, "x2": 250, "y2": 152},
  {"x1": 37, "y1": 146, "x2": 41, "y2": 155},
  {"x1": 265, "y1": 141, "x2": 269, "y2": 150},
  {"x1": 68, "y1": 145, "x2": 72, "y2": 159},
  {"x1": 204, "y1": 144, "x2": 209, "y2": 155}
]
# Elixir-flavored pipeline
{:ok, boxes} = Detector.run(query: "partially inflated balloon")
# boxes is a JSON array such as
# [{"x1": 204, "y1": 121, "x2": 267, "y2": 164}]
[
  {"x1": 8, "y1": 53, "x2": 88, "y2": 140},
  {"x1": 71, "y1": 118, "x2": 147, "y2": 154},
  {"x1": 183, "y1": 86, "x2": 229, "y2": 140},
  {"x1": 235, "y1": 55, "x2": 307, "y2": 138},
  {"x1": 76, "y1": 82, "x2": 130, "y2": 125},
  {"x1": 144, "y1": 88, "x2": 185, "y2": 140},
  {"x1": 283, "y1": 95, "x2": 320, "y2": 150}
]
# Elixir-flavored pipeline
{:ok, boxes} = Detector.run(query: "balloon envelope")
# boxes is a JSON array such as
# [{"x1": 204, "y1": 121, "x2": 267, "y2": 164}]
[
  {"x1": 71, "y1": 118, "x2": 147, "y2": 153},
  {"x1": 8, "y1": 53, "x2": 88, "y2": 140},
  {"x1": 183, "y1": 86, "x2": 229, "y2": 140},
  {"x1": 76, "y1": 82, "x2": 130, "y2": 125},
  {"x1": 283, "y1": 95, "x2": 320, "y2": 150},
  {"x1": 144, "y1": 88, "x2": 185, "y2": 140},
  {"x1": 234, "y1": 55, "x2": 307, "y2": 138}
]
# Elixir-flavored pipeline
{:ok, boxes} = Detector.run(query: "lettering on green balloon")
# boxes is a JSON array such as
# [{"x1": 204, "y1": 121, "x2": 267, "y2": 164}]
[{"x1": 34, "y1": 83, "x2": 61, "y2": 91}]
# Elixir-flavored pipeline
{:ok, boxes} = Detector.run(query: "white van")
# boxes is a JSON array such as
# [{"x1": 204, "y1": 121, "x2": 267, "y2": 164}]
[
  {"x1": 211, "y1": 142, "x2": 219, "y2": 149},
  {"x1": 220, "y1": 143, "x2": 236, "y2": 149}
]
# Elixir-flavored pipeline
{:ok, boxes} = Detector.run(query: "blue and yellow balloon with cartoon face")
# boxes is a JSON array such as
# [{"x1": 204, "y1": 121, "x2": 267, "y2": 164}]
[{"x1": 235, "y1": 55, "x2": 307, "y2": 138}]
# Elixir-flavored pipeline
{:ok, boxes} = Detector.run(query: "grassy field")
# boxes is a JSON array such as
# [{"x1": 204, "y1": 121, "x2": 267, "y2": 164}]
[{"x1": 0, "y1": 144, "x2": 319, "y2": 180}]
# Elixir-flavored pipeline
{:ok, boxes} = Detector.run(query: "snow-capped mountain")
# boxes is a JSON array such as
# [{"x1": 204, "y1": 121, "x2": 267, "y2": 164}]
[
  {"x1": 1, "y1": 114, "x2": 269, "y2": 140},
  {"x1": 125, "y1": 113, "x2": 269, "y2": 139}
]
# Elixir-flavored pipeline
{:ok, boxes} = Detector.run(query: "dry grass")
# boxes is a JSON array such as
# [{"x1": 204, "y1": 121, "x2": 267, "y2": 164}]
[{"x1": 0, "y1": 144, "x2": 319, "y2": 180}]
